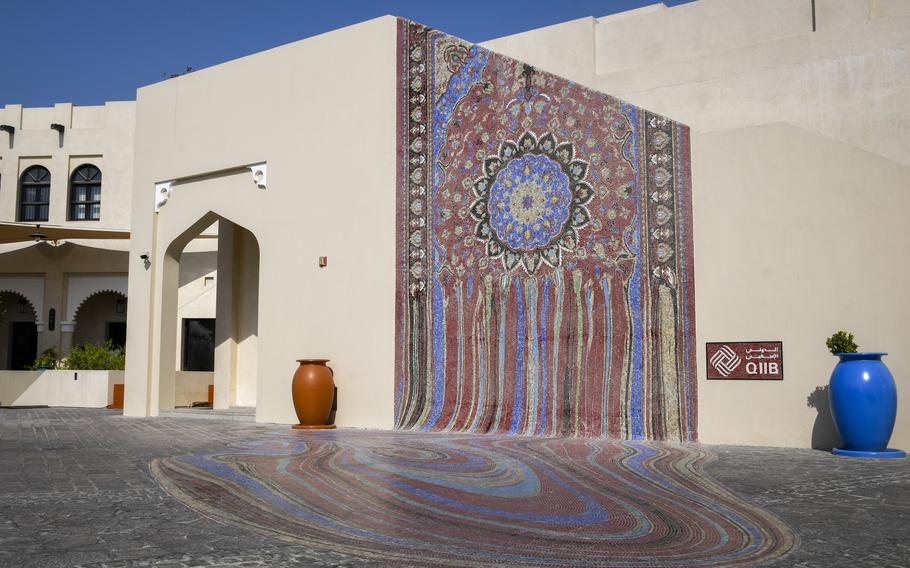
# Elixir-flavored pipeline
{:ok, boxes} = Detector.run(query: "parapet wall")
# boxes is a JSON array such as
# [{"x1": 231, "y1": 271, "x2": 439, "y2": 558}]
[
  {"x1": 482, "y1": 0, "x2": 910, "y2": 166},
  {"x1": 0, "y1": 102, "x2": 136, "y2": 229}
]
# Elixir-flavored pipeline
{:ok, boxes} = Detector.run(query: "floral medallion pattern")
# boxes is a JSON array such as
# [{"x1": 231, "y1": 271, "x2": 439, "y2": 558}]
[
  {"x1": 470, "y1": 132, "x2": 593, "y2": 274},
  {"x1": 396, "y1": 20, "x2": 696, "y2": 441}
]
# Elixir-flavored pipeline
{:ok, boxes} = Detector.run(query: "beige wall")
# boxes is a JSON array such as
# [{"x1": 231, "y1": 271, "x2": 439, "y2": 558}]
[
  {"x1": 481, "y1": 0, "x2": 910, "y2": 166},
  {"x1": 175, "y1": 371, "x2": 213, "y2": 407},
  {"x1": 0, "y1": 369, "x2": 123, "y2": 407},
  {"x1": 124, "y1": 16, "x2": 398, "y2": 429},
  {"x1": 0, "y1": 102, "x2": 135, "y2": 228},
  {"x1": 693, "y1": 123, "x2": 910, "y2": 449}
]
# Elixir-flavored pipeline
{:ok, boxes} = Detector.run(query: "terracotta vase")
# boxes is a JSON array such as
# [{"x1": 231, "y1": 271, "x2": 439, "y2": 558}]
[{"x1": 291, "y1": 359, "x2": 336, "y2": 430}]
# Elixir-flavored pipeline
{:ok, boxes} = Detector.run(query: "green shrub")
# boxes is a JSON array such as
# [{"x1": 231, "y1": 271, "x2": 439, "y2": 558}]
[
  {"x1": 30, "y1": 347, "x2": 59, "y2": 370},
  {"x1": 826, "y1": 331, "x2": 858, "y2": 355},
  {"x1": 61, "y1": 341, "x2": 125, "y2": 370}
]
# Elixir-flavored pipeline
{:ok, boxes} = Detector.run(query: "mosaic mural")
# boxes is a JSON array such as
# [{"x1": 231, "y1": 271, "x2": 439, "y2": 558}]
[
  {"x1": 152, "y1": 431, "x2": 796, "y2": 567},
  {"x1": 396, "y1": 20, "x2": 697, "y2": 441}
]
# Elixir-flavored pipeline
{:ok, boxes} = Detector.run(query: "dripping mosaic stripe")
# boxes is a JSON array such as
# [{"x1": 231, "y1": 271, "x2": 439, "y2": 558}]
[
  {"x1": 395, "y1": 19, "x2": 697, "y2": 441},
  {"x1": 152, "y1": 431, "x2": 796, "y2": 567}
]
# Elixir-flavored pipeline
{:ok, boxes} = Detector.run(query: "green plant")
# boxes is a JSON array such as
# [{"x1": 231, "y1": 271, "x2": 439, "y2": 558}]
[
  {"x1": 60, "y1": 341, "x2": 125, "y2": 370},
  {"x1": 826, "y1": 331, "x2": 858, "y2": 355},
  {"x1": 30, "y1": 347, "x2": 59, "y2": 370}
]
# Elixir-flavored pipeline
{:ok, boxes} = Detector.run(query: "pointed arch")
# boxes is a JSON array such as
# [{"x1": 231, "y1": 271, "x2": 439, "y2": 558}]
[{"x1": 155, "y1": 210, "x2": 261, "y2": 413}]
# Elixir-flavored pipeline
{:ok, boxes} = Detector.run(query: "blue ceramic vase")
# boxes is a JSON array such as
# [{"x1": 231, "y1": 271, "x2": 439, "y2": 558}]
[{"x1": 829, "y1": 353, "x2": 905, "y2": 458}]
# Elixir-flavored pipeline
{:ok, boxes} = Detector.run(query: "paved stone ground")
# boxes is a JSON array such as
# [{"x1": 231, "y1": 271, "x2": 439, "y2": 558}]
[{"x1": 0, "y1": 408, "x2": 907, "y2": 568}]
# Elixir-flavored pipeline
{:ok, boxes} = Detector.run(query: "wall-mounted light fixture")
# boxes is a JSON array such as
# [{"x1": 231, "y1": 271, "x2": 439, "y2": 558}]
[
  {"x1": 318, "y1": 256, "x2": 328, "y2": 268},
  {"x1": 29, "y1": 225, "x2": 47, "y2": 242},
  {"x1": 48, "y1": 308, "x2": 56, "y2": 331},
  {"x1": 17, "y1": 299, "x2": 28, "y2": 314},
  {"x1": 115, "y1": 298, "x2": 126, "y2": 314}
]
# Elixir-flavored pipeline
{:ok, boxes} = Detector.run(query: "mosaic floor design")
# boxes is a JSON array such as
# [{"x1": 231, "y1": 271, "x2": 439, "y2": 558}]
[{"x1": 151, "y1": 431, "x2": 796, "y2": 567}]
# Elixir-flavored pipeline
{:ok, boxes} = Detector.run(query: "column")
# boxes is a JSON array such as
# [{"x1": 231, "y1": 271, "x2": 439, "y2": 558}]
[
  {"x1": 59, "y1": 321, "x2": 75, "y2": 355},
  {"x1": 213, "y1": 222, "x2": 236, "y2": 410}
]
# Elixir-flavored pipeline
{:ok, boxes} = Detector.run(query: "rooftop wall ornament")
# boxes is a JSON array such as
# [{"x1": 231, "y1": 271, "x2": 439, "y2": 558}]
[
  {"x1": 248, "y1": 162, "x2": 267, "y2": 189},
  {"x1": 154, "y1": 181, "x2": 175, "y2": 212},
  {"x1": 50, "y1": 123, "x2": 65, "y2": 148},
  {"x1": 0, "y1": 124, "x2": 13, "y2": 149}
]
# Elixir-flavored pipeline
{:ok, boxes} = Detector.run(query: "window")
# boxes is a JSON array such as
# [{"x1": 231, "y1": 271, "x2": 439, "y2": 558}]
[
  {"x1": 70, "y1": 164, "x2": 102, "y2": 221},
  {"x1": 182, "y1": 318, "x2": 216, "y2": 372},
  {"x1": 18, "y1": 166, "x2": 50, "y2": 222}
]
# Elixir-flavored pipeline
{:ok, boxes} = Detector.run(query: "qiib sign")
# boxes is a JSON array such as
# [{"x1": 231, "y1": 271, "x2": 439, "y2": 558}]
[{"x1": 706, "y1": 342, "x2": 783, "y2": 380}]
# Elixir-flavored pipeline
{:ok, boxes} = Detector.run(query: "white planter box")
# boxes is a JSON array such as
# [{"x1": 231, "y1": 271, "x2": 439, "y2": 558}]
[{"x1": 0, "y1": 370, "x2": 124, "y2": 408}]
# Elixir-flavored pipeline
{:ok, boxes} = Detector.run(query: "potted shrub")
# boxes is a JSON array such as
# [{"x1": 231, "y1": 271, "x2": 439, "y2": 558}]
[{"x1": 826, "y1": 331, "x2": 905, "y2": 458}]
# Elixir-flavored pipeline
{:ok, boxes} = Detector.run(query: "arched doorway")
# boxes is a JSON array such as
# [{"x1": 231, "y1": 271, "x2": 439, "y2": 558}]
[
  {"x1": 157, "y1": 213, "x2": 260, "y2": 412},
  {"x1": 0, "y1": 292, "x2": 38, "y2": 370},
  {"x1": 72, "y1": 291, "x2": 127, "y2": 349}
]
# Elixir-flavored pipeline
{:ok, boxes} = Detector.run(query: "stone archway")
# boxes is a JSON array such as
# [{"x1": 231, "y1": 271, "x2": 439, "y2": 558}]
[
  {"x1": 60, "y1": 274, "x2": 127, "y2": 354},
  {"x1": 156, "y1": 212, "x2": 260, "y2": 412},
  {"x1": 124, "y1": 161, "x2": 269, "y2": 419}
]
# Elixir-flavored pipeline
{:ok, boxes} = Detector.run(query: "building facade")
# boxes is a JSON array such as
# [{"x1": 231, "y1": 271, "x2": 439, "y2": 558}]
[
  {"x1": 1, "y1": 0, "x2": 907, "y2": 449},
  {"x1": 0, "y1": 103, "x2": 217, "y2": 406},
  {"x1": 0, "y1": 102, "x2": 134, "y2": 369}
]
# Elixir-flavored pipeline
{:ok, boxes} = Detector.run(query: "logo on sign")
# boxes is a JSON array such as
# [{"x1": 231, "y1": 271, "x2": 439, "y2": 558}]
[
  {"x1": 709, "y1": 345, "x2": 741, "y2": 377},
  {"x1": 706, "y1": 342, "x2": 784, "y2": 380}
]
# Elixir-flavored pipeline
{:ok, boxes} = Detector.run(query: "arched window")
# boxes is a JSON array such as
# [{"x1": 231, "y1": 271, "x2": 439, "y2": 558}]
[
  {"x1": 70, "y1": 164, "x2": 102, "y2": 221},
  {"x1": 18, "y1": 166, "x2": 51, "y2": 222}
]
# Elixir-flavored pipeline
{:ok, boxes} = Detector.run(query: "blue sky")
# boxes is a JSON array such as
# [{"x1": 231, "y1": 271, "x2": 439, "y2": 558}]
[{"x1": 2, "y1": 0, "x2": 695, "y2": 107}]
